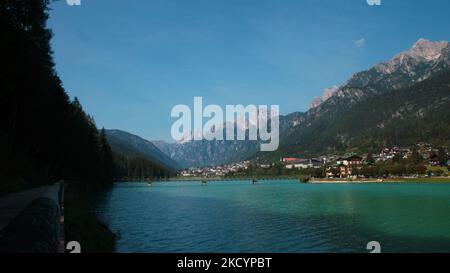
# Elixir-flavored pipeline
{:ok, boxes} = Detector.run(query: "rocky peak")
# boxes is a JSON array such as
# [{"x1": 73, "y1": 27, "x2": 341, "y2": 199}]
[
  {"x1": 309, "y1": 97, "x2": 323, "y2": 109},
  {"x1": 307, "y1": 39, "x2": 450, "y2": 115},
  {"x1": 309, "y1": 85, "x2": 340, "y2": 109},
  {"x1": 368, "y1": 39, "x2": 450, "y2": 78},
  {"x1": 406, "y1": 38, "x2": 448, "y2": 61}
]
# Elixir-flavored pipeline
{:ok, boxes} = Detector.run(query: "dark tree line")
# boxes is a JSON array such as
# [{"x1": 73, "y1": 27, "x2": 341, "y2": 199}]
[
  {"x1": 0, "y1": 0, "x2": 116, "y2": 193},
  {"x1": 114, "y1": 154, "x2": 171, "y2": 181}
]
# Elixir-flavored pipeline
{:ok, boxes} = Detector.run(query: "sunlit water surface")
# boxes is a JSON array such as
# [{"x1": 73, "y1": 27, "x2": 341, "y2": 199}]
[{"x1": 93, "y1": 181, "x2": 450, "y2": 253}]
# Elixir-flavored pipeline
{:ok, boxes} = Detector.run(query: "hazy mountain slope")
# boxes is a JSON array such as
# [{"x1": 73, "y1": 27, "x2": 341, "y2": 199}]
[
  {"x1": 153, "y1": 123, "x2": 261, "y2": 168},
  {"x1": 160, "y1": 139, "x2": 259, "y2": 168},
  {"x1": 105, "y1": 129, "x2": 180, "y2": 171},
  {"x1": 153, "y1": 112, "x2": 305, "y2": 168}
]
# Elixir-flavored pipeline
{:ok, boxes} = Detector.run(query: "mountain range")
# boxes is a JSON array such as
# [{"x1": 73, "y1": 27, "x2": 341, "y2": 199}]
[{"x1": 108, "y1": 39, "x2": 450, "y2": 169}]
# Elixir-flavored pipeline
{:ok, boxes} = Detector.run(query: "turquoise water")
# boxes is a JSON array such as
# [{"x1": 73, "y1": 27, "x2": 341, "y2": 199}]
[{"x1": 94, "y1": 181, "x2": 450, "y2": 253}]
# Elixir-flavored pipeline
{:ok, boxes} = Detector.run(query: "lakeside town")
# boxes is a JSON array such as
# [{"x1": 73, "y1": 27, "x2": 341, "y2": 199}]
[{"x1": 178, "y1": 142, "x2": 450, "y2": 180}]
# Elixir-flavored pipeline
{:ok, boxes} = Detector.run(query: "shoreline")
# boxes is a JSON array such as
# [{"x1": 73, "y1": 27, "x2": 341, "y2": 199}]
[
  {"x1": 310, "y1": 177, "x2": 450, "y2": 183},
  {"x1": 116, "y1": 177, "x2": 450, "y2": 184},
  {"x1": 64, "y1": 183, "x2": 116, "y2": 253}
]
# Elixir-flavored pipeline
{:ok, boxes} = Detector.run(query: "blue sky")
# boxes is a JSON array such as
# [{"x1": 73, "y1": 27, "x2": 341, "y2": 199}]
[{"x1": 48, "y1": 0, "x2": 450, "y2": 141}]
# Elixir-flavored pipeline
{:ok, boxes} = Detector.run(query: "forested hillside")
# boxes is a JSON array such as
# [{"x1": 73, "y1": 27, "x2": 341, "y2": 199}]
[
  {"x1": 106, "y1": 130, "x2": 177, "y2": 180},
  {"x1": 319, "y1": 70, "x2": 450, "y2": 152},
  {"x1": 262, "y1": 70, "x2": 450, "y2": 160},
  {"x1": 0, "y1": 0, "x2": 115, "y2": 194}
]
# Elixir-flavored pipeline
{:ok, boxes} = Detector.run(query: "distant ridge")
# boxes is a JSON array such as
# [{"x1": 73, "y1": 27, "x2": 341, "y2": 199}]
[{"x1": 105, "y1": 129, "x2": 180, "y2": 171}]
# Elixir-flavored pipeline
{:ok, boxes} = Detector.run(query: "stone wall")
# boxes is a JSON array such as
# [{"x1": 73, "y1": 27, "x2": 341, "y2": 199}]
[{"x1": 0, "y1": 183, "x2": 63, "y2": 253}]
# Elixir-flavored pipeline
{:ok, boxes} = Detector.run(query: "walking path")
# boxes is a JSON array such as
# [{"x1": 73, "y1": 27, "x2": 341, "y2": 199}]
[{"x1": 0, "y1": 186, "x2": 52, "y2": 231}]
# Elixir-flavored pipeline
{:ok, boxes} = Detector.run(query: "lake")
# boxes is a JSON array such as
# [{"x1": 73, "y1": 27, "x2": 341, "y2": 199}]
[{"x1": 93, "y1": 181, "x2": 450, "y2": 253}]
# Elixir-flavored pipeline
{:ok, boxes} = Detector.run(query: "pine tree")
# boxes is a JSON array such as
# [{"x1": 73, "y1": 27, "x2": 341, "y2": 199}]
[
  {"x1": 411, "y1": 146, "x2": 423, "y2": 165},
  {"x1": 99, "y1": 128, "x2": 115, "y2": 183},
  {"x1": 438, "y1": 147, "x2": 448, "y2": 166},
  {"x1": 366, "y1": 153, "x2": 375, "y2": 165}
]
